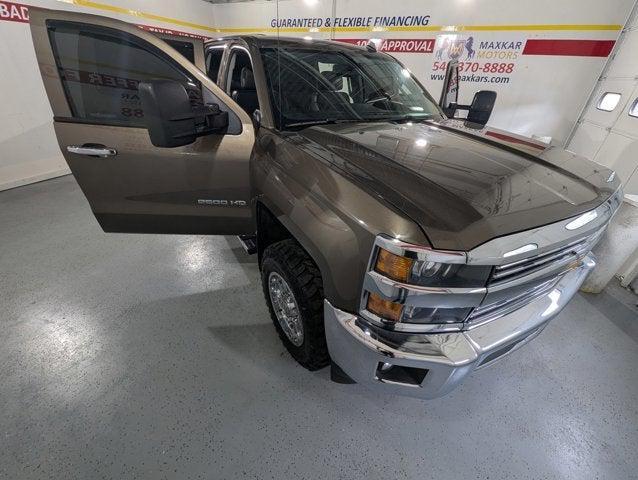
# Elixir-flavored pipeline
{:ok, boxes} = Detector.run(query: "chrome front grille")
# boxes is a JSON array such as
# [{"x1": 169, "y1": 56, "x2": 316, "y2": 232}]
[
  {"x1": 468, "y1": 277, "x2": 559, "y2": 325},
  {"x1": 469, "y1": 228, "x2": 606, "y2": 325},
  {"x1": 489, "y1": 236, "x2": 594, "y2": 287}
]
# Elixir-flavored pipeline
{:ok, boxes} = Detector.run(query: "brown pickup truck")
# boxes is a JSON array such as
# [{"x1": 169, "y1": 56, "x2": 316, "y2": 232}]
[{"x1": 30, "y1": 8, "x2": 622, "y2": 398}]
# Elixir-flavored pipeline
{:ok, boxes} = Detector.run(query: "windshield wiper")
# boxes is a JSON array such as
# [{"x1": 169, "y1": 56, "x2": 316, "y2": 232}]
[
  {"x1": 364, "y1": 114, "x2": 435, "y2": 124},
  {"x1": 283, "y1": 119, "x2": 361, "y2": 129},
  {"x1": 284, "y1": 115, "x2": 435, "y2": 130}
]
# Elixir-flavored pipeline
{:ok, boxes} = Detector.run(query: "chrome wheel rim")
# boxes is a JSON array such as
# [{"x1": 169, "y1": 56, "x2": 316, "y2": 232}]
[{"x1": 268, "y1": 272, "x2": 304, "y2": 347}]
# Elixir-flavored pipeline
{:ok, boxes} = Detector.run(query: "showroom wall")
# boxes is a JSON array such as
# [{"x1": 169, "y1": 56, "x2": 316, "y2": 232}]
[
  {"x1": 211, "y1": 0, "x2": 634, "y2": 142},
  {"x1": 0, "y1": 0, "x2": 636, "y2": 190}
]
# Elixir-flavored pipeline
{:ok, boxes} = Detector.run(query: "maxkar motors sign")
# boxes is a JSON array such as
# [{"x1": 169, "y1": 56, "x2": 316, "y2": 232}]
[{"x1": 431, "y1": 35, "x2": 524, "y2": 85}]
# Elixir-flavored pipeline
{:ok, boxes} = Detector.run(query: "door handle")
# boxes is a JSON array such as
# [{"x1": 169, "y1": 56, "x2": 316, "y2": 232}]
[{"x1": 67, "y1": 145, "x2": 117, "y2": 157}]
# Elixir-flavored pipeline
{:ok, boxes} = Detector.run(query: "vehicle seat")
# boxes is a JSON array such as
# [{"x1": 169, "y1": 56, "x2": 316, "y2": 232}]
[
  {"x1": 231, "y1": 67, "x2": 259, "y2": 116},
  {"x1": 310, "y1": 70, "x2": 351, "y2": 111}
]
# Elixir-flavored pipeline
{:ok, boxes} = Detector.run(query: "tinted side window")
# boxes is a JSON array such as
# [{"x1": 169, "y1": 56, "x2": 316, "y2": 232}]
[
  {"x1": 226, "y1": 49, "x2": 252, "y2": 93},
  {"x1": 164, "y1": 39, "x2": 195, "y2": 63},
  {"x1": 206, "y1": 47, "x2": 224, "y2": 82},
  {"x1": 47, "y1": 21, "x2": 201, "y2": 127}
]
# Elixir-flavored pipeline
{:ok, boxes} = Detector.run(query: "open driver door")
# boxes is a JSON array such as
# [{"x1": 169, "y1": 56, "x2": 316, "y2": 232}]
[{"x1": 29, "y1": 7, "x2": 255, "y2": 235}]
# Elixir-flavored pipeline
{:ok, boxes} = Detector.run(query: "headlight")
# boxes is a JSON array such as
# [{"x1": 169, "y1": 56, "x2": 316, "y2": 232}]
[
  {"x1": 401, "y1": 305, "x2": 474, "y2": 324},
  {"x1": 361, "y1": 238, "x2": 491, "y2": 330},
  {"x1": 366, "y1": 292, "x2": 403, "y2": 322},
  {"x1": 374, "y1": 248, "x2": 491, "y2": 288},
  {"x1": 366, "y1": 293, "x2": 473, "y2": 325}
]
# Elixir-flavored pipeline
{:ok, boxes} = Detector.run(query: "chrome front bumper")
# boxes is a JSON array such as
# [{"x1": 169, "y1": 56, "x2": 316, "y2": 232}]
[{"x1": 325, "y1": 253, "x2": 596, "y2": 399}]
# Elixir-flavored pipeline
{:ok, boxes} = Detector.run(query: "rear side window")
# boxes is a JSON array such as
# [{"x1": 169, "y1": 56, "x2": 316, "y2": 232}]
[
  {"x1": 164, "y1": 39, "x2": 195, "y2": 63},
  {"x1": 596, "y1": 92, "x2": 621, "y2": 112},
  {"x1": 629, "y1": 98, "x2": 638, "y2": 118},
  {"x1": 206, "y1": 46, "x2": 225, "y2": 82},
  {"x1": 226, "y1": 48, "x2": 252, "y2": 93},
  {"x1": 47, "y1": 21, "x2": 201, "y2": 127}
]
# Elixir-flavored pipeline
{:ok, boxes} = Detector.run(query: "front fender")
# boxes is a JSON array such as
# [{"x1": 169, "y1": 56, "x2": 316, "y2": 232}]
[{"x1": 253, "y1": 136, "x2": 427, "y2": 311}]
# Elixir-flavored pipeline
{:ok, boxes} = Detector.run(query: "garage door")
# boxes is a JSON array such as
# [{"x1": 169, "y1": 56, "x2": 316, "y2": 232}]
[{"x1": 568, "y1": 7, "x2": 638, "y2": 195}]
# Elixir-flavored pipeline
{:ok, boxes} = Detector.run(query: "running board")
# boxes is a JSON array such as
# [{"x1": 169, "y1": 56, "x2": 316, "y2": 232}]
[{"x1": 237, "y1": 234, "x2": 257, "y2": 255}]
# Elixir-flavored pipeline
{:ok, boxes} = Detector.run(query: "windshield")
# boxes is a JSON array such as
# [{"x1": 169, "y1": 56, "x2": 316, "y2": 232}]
[{"x1": 260, "y1": 45, "x2": 443, "y2": 130}]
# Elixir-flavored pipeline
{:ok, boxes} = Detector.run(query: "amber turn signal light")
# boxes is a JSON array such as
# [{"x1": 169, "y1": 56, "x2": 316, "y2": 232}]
[
  {"x1": 367, "y1": 292, "x2": 403, "y2": 322},
  {"x1": 375, "y1": 248, "x2": 413, "y2": 283}
]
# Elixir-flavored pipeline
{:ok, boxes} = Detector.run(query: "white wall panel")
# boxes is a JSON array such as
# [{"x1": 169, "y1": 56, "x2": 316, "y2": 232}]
[
  {"x1": 567, "y1": 121, "x2": 609, "y2": 159},
  {"x1": 0, "y1": 18, "x2": 66, "y2": 190},
  {"x1": 593, "y1": 132, "x2": 638, "y2": 193},
  {"x1": 606, "y1": 28, "x2": 638, "y2": 79}
]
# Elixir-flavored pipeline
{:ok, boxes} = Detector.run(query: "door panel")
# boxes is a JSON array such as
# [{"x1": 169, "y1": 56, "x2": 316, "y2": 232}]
[
  {"x1": 29, "y1": 7, "x2": 255, "y2": 235},
  {"x1": 56, "y1": 121, "x2": 253, "y2": 234}
]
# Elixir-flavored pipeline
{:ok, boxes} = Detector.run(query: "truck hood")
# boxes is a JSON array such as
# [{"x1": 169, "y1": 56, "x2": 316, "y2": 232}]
[{"x1": 294, "y1": 119, "x2": 619, "y2": 250}]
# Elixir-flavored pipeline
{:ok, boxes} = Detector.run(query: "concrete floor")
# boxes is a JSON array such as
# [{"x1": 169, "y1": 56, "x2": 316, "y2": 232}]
[{"x1": 1, "y1": 175, "x2": 637, "y2": 480}]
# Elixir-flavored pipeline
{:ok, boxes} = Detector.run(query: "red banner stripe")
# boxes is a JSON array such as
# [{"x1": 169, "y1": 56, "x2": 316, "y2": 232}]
[
  {"x1": 0, "y1": 1, "x2": 30, "y2": 23},
  {"x1": 522, "y1": 39, "x2": 615, "y2": 57},
  {"x1": 485, "y1": 131, "x2": 546, "y2": 150},
  {"x1": 336, "y1": 38, "x2": 435, "y2": 53}
]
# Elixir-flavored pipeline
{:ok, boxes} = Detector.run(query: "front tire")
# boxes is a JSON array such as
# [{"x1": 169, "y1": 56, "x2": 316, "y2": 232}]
[{"x1": 261, "y1": 239, "x2": 329, "y2": 371}]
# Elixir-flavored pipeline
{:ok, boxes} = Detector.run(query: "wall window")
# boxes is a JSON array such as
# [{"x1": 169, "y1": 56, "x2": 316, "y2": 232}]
[
  {"x1": 596, "y1": 92, "x2": 621, "y2": 112},
  {"x1": 629, "y1": 98, "x2": 638, "y2": 118},
  {"x1": 48, "y1": 21, "x2": 200, "y2": 127}
]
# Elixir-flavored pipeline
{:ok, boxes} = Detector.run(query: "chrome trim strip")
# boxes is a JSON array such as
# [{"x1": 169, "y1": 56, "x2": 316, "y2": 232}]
[
  {"x1": 492, "y1": 237, "x2": 588, "y2": 277},
  {"x1": 375, "y1": 234, "x2": 466, "y2": 264},
  {"x1": 360, "y1": 306, "x2": 465, "y2": 333},
  {"x1": 467, "y1": 277, "x2": 560, "y2": 328},
  {"x1": 329, "y1": 305, "x2": 477, "y2": 366},
  {"x1": 487, "y1": 229, "x2": 604, "y2": 292},
  {"x1": 474, "y1": 324, "x2": 546, "y2": 370},
  {"x1": 364, "y1": 271, "x2": 486, "y2": 306},
  {"x1": 67, "y1": 145, "x2": 117, "y2": 157}
]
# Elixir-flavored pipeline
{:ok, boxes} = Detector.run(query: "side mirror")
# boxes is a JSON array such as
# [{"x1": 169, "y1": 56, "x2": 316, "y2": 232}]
[
  {"x1": 139, "y1": 80, "x2": 228, "y2": 148},
  {"x1": 467, "y1": 90, "x2": 497, "y2": 126},
  {"x1": 438, "y1": 60, "x2": 459, "y2": 117}
]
